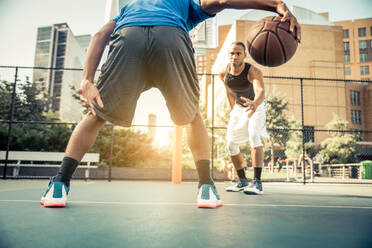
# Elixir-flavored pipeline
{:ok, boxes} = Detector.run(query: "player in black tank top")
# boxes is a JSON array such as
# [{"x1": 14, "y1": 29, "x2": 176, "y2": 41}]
[
  {"x1": 219, "y1": 41, "x2": 266, "y2": 195},
  {"x1": 224, "y1": 62, "x2": 255, "y2": 106}
]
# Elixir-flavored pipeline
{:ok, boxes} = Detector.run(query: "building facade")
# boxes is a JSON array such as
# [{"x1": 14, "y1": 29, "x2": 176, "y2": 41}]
[
  {"x1": 33, "y1": 23, "x2": 88, "y2": 122},
  {"x1": 201, "y1": 7, "x2": 372, "y2": 146}
]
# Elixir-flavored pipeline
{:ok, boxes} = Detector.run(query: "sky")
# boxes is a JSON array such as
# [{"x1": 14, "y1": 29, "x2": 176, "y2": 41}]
[{"x1": 0, "y1": 0, "x2": 371, "y2": 127}]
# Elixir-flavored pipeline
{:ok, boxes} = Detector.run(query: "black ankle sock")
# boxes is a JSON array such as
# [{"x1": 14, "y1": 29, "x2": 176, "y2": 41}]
[
  {"x1": 254, "y1": 167, "x2": 262, "y2": 180},
  {"x1": 236, "y1": 168, "x2": 246, "y2": 180},
  {"x1": 55, "y1": 157, "x2": 79, "y2": 187},
  {"x1": 196, "y1": 160, "x2": 213, "y2": 188}
]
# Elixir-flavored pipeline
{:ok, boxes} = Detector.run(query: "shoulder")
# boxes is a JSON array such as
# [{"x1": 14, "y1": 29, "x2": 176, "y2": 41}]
[{"x1": 247, "y1": 64, "x2": 263, "y2": 80}]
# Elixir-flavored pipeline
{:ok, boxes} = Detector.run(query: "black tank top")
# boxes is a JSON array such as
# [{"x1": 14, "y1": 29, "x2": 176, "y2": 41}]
[{"x1": 224, "y1": 62, "x2": 255, "y2": 106}]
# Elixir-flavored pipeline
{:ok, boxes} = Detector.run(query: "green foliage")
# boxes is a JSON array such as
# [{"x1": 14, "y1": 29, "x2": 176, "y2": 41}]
[
  {"x1": 1, "y1": 78, "x2": 171, "y2": 168},
  {"x1": 320, "y1": 113, "x2": 358, "y2": 164},
  {"x1": 0, "y1": 78, "x2": 72, "y2": 151},
  {"x1": 285, "y1": 116, "x2": 314, "y2": 159},
  {"x1": 0, "y1": 123, "x2": 73, "y2": 151},
  {"x1": 266, "y1": 90, "x2": 290, "y2": 148},
  {"x1": 0, "y1": 77, "x2": 49, "y2": 121}
]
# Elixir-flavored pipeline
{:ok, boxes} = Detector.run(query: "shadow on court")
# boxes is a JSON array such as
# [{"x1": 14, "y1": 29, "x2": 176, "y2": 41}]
[{"x1": 0, "y1": 180, "x2": 371, "y2": 248}]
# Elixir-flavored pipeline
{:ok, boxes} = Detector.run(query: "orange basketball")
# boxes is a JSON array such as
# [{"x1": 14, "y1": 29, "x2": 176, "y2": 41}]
[{"x1": 247, "y1": 16, "x2": 298, "y2": 67}]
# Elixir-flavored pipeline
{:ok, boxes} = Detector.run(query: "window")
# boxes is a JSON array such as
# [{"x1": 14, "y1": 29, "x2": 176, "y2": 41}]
[
  {"x1": 360, "y1": 53, "x2": 368, "y2": 62},
  {"x1": 303, "y1": 126, "x2": 314, "y2": 143},
  {"x1": 36, "y1": 41, "x2": 50, "y2": 54},
  {"x1": 52, "y1": 97, "x2": 60, "y2": 111},
  {"x1": 344, "y1": 55, "x2": 350, "y2": 62},
  {"x1": 210, "y1": 53, "x2": 215, "y2": 60},
  {"x1": 344, "y1": 42, "x2": 350, "y2": 51},
  {"x1": 371, "y1": 27, "x2": 372, "y2": 35},
  {"x1": 56, "y1": 44, "x2": 66, "y2": 57},
  {"x1": 54, "y1": 71, "x2": 63, "y2": 83},
  {"x1": 359, "y1": 40, "x2": 367, "y2": 50},
  {"x1": 37, "y1": 27, "x2": 52, "y2": 41},
  {"x1": 370, "y1": 40, "x2": 372, "y2": 48},
  {"x1": 344, "y1": 67, "x2": 351, "y2": 75},
  {"x1": 58, "y1": 31, "x2": 67, "y2": 43},
  {"x1": 351, "y1": 110, "x2": 362, "y2": 125},
  {"x1": 53, "y1": 84, "x2": 62, "y2": 97},
  {"x1": 361, "y1": 78, "x2": 371, "y2": 85},
  {"x1": 358, "y1": 27, "x2": 366, "y2": 37},
  {"x1": 55, "y1": 57, "x2": 64, "y2": 68},
  {"x1": 343, "y1": 29, "x2": 349, "y2": 38},
  {"x1": 350, "y1": 90, "x2": 360, "y2": 105},
  {"x1": 361, "y1": 65, "x2": 369, "y2": 75}
]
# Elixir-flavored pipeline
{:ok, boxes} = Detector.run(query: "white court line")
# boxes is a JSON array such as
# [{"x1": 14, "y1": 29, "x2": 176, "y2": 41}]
[{"x1": 0, "y1": 200, "x2": 371, "y2": 209}]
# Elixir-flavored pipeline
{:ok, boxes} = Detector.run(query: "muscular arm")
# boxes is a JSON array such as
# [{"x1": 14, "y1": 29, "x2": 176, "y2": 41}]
[
  {"x1": 224, "y1": 84, "x2": 236, "y2": 109},
  {"x1": 82, "y1": 20, "x2": 116, "y2": 82},
  {"x1": 219, "y1": 70, "x2": 235, "y2": 109},
  {"x1": 77, "y1": 20, "x2": 116, "y2": 115},
  {"x1": 200, "y1": 0, "x2": 301, "y2": 41},
  {"x1": 248, "y1": 65, "x2": 265, "y2": 107},
  {"x1": 200, "y1": 0, "x2": 280, "y2": 14}
]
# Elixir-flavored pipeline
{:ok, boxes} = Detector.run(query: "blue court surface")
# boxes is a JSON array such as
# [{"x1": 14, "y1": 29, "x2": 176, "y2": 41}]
[{"x1": 0, "y1": 180, "x2": 371, "y2": 248}]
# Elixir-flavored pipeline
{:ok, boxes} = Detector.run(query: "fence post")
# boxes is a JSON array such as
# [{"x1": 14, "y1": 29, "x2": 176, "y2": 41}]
[
  {"x1": 211, "y1": 74, "x2": 215, "y2": 179},
  {"x1": 172, "y1": 125, "x2": 183, "y2": 184},
  {"x1": 3, "y1": 67, "x2": 18, "y2": 180},
  {"x1": 108, "y1": 125, "x2": 114, "y2": 182},
  {"x1": 300, "y1": 78, "x2": 306, "y2": 184}
]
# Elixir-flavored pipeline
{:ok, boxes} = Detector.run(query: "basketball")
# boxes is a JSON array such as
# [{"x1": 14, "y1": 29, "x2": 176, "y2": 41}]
[{"x1": 247, "y1": 16, "x2": 298, "y2": 67}]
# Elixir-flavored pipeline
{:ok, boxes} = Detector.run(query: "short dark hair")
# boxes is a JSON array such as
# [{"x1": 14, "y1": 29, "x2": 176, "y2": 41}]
[{"x1": 230, "y1": 41, "x2": 246, "y2": 51}]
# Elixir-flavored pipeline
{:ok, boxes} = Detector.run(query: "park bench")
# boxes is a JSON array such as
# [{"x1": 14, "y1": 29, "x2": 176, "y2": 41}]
[{"x1": 0, "y1": 151, "x2": 99, "y2": 178}]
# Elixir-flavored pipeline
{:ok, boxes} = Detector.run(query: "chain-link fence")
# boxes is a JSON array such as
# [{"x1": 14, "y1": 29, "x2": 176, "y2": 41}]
[{"x1": 1, "y1": 66, "x2": 372, "y2": 183}]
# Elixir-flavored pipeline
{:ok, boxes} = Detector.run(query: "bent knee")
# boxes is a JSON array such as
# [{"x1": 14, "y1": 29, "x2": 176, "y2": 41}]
[{"x1": 227, "y1": 140, "x2": 240, "y2": 156}]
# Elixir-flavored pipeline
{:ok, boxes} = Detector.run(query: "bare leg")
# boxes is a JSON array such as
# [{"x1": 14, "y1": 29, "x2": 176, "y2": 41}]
[
  {"x1": 186, "y1": 111, "x2": 209, "y2": 161},
  {"x1": 231, "y1": 153, "x2": 244, "y2": 171},
  {"x1": 186, "y1": 111, "x2": 213, "y2": 187},
  {"x1": 65, "y1": 114, "x2": 106, "y2": 162},
  {"x1": 251, "y1": 146, "x2": 264, "y2": 168}
]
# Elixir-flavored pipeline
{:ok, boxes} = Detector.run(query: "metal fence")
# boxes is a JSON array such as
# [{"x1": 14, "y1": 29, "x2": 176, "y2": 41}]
[{"x1": 1, "y1": 65, "x2": 372, "y2": 183}]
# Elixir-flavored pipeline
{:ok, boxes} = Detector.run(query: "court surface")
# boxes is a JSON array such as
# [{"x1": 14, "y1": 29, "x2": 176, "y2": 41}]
[{"x1": 0, "y1": 180, "x2": 371, "y2": 248}]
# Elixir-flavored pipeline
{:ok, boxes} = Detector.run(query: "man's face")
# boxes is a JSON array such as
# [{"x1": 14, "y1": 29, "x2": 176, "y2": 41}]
[{"x1": 228, "y1": 44, "x2": 246, "y2": 67}]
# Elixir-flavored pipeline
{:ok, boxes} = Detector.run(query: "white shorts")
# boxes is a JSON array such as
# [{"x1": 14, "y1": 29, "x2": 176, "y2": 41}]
[{"x1": 226, "y1": 100, "x2": 269, "y2": 148}]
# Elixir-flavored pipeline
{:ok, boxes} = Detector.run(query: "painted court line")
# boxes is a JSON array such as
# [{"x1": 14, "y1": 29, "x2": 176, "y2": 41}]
[{"x1": 0, "y1": 199, "x2": 371, "y2": 209}]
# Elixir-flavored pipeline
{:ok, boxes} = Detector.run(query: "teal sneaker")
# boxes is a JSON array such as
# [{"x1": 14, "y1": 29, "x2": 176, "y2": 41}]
[
  {"x1": 40, "y1": 177, "x2": 70, "y2": 207},
  {"x1": 225, "y1": 178, "x2": 249, "y2": 192},
  {"x1": 197, "y1": 184, "x2": 223, "y2": 208},
  {"x1": 243, "y1": 178, "x2": 263, "y2": 195}
]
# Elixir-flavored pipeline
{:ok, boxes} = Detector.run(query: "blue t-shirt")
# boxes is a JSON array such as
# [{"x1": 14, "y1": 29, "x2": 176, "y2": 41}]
[{"x1": 113, "y1": 0, "x2": 214, "y2": 33}]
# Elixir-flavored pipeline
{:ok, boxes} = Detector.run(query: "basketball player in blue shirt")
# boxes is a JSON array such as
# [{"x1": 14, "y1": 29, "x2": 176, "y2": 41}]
[{"x1": 40, "y1": 0, "x2": 300, "y2": 208}]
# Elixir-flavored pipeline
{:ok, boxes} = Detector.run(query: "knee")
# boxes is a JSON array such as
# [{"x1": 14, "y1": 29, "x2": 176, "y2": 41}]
[
  {"x1": 227, "y1": 140, "x2": 240, "y2": 156},
  {"x1": 248, "y1": 133, "x2": 262, "y2": 148}
]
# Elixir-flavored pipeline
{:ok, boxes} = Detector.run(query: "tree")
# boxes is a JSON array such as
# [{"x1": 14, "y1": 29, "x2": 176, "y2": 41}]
[
  {"x1": 285, "y1": 115, "x2": 314, "y2": 159},
  {"x1": 265, "y1": 90, "x2": 291, "y2": 166},
  {"x1": 0, "y1": 78, "x2": 73, "y2": 151},
  {"x1": 0, "y1": 77, "x2": 49, "y2": 121},
  {"x1": 320, "y1": 113, "x2": 358, "y2": 164},
  {"x1": 89, "y1": 126, "x2": 170, "y2": 168}
]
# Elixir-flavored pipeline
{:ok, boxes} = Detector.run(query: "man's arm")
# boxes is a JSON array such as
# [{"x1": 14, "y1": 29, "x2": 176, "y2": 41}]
[
  {"x1": 224, "y1": 84, "x2": 236, "y2": 109},
  {"x1": 240, "y1": 65, "x2": 264, "y2": 117},
  {"x1": 82, "y1": 20, "x2": 116, "y2": 83},
  {"x1": 248, "y1": 65, "x2": 265, "y2": 107},
  {"x1": 219, "y1": 69, "x2": 235, "y2": 109},
  {"x1": 77, "y1": 20, "x2": 116, "y2": 115},
  {"x1": 200, "y1": 0, "x2": 301, "y2": 41}
]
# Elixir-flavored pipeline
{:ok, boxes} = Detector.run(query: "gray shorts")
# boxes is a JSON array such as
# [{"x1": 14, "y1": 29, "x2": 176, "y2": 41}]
[{"x1": 93, "y1": 26, "x2": 199, "y2": 127}]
